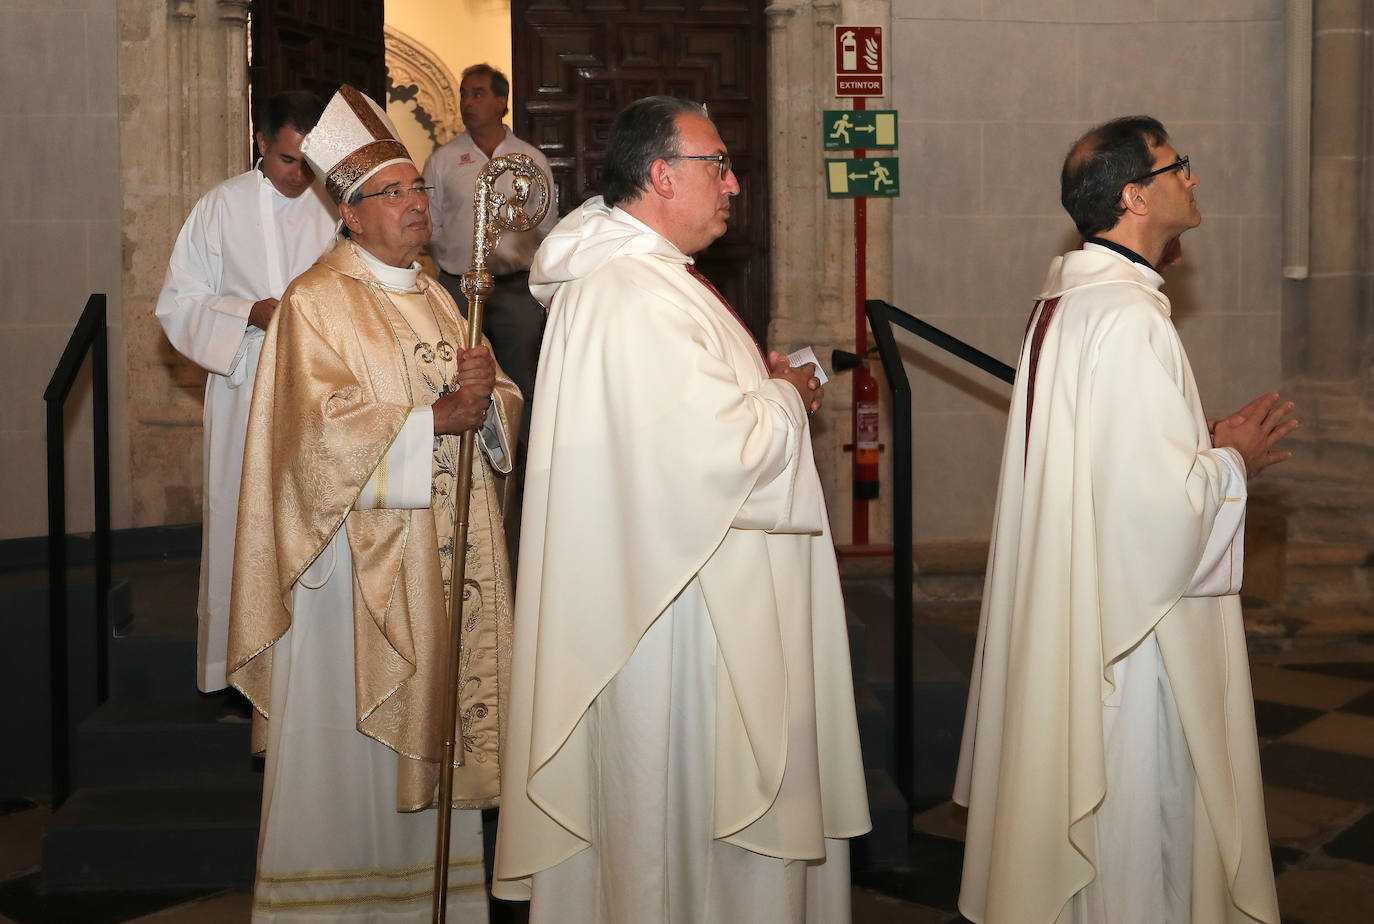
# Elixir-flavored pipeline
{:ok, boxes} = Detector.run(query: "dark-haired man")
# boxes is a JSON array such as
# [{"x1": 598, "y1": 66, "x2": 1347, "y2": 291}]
[
  {"x1": 423, "y1": 64, "x2": 556, "y2": 554},
  {"x1": 493, "y1": 95, "x2": 870, "y2": 922},
  {"x1": 954, "y1": 116, "x2": 1292, "y2": 923},
  {"x1": 156, "y1": 90, "x2": 336, "y2": 694}
]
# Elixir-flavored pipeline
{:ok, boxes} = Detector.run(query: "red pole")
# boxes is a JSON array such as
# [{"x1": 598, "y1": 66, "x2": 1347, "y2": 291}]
[{"x1": 852, "y1": 97, "x2": 869, "y2": 546}]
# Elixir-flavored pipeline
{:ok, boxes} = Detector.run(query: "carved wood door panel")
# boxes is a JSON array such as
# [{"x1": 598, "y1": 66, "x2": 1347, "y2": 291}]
[
  {"x1": 249, "y1": 0, "x2": 387, "y2": 105},
  {"x1": 511, "y1": 0, "x2": 771, "y2": 344}
]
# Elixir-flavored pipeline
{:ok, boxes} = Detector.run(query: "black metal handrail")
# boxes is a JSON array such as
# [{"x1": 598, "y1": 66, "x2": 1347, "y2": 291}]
[
  {"x1": 863, "y1": 298, "x2": 1013, "y2": 802},
  {"x1": 44, "y1": 293, "x2": 111, "y2": 808}
]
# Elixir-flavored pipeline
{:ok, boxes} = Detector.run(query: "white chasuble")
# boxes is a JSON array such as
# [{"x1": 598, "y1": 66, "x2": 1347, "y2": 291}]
[
  {"x1": 493, "y1": 198, "x2": 870, "y2": 923},
  {"x1": 155, "y1": 167, "x2": 336, "y2": 691},
  {"x1": 954, "y1": 244, "x2": 1278, "y2": 924}
]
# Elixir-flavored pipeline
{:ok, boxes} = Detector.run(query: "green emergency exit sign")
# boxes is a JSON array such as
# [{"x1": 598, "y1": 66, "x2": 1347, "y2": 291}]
[
  {"x1": 822, "y1": 110, "x2": 898, "y2": 150},
  {"x1": 825, "y1": 157, "x2": 900, "y2": 198}
]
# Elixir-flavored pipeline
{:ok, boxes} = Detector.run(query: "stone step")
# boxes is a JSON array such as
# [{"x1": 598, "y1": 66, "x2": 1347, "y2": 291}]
[
  {"x1": 915, "y1": 542, "x2": 989, "y2": 604},
  {"x1": 1245, "y1": 602, "x2": 1374, "y2": 649},
  {"x1": 108, "y1": 633, "x2": 198, "y2": 698},
  {"x1": 1, "y1": 579, "x2": 129, "y2": 799},
  {"x1": 851, "y1": 769, "x2": 909, "y2": 871},
  {"x1": 847, "y1": 606, "x2": 868, "y2": 686},
  {"x1": 865, "y1": 625, "x2": 971, "y2": 801},
  {"x1": 1279, "y1": 542, "x2": 1374, "y2": 611},
  {"x1": 42, "y1": 784, "x2": 260, "y2": 891},
  {"x1": 855, "y1": 684, "x2": 891, "y2": 770},
  {"x1": 74, "y1": 695, "x2": 258, "y2": 789}
]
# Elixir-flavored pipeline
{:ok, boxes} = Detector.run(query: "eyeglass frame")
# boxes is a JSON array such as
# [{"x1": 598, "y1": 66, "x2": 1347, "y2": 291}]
[
  {"x1": 355, "y1": 184, "x2": 435, "y2": 203},
  {"x1": 1124, "y1": 155, "x2": 1190, "y2": 187},
  {"x1": 666, "y1": 153, "x2": 732, "y2": 179}
]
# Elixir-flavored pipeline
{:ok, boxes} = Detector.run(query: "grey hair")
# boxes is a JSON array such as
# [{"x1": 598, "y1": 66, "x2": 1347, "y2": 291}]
[{"x1": 602, "y1": 96, "x2": 709, "y2": 208}]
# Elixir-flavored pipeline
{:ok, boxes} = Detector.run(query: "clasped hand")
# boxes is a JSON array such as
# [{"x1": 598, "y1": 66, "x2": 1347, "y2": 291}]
[
  {"x1": 432, "y1": 346, "x2": 495, "y2": 435},
  {"x1": 1211, "y1": 392, "x2": 1299, "y2": 478},
  {"x1": 768, "y1": 350, "x2": 823, "y2": 415},
  {"x1": 248, "y1": 297, "x2": 279, "y2": 330}
]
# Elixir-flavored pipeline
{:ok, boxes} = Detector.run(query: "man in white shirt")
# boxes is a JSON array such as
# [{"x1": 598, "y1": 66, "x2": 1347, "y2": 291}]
[
  {"x1": 155, "y1": 90, "x2": 336, "y2": 694},
  {"x1": 954, "y1": 115, "x2": 1296, "y2": 924},
  {"x1": 423, "y1": 64, "x2": 557, "y2": 554}
]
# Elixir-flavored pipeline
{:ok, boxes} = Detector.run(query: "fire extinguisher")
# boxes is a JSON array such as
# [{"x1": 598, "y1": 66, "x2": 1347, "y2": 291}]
[{"x1": 853, "y1": 362, "x2": 880, "y2": 499}]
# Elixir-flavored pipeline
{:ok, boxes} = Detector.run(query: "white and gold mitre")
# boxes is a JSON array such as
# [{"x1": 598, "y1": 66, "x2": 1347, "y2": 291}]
[{"x1": 301, "y1": 84, "x2": 415, "y2": 204}]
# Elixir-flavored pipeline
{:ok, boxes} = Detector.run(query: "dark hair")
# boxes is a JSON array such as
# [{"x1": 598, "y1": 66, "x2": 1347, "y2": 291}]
[
  {"x1": 601, "y1": 96, "x2": 707, "y2": 208},
  {"x1": 257, "y1": 90, "x2": 327, "y2": 148},
  {"x1": 461, "y1": 63, "x2": 509, "y2": 99},
  {"x1": 1060, "y1": 116, "x2": 1169, "y2": 237}
]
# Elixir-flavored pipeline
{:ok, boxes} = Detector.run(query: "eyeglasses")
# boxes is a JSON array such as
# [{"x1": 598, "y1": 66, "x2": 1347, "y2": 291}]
[
  {"x1": 1126, "y1": 155, "x2": 1190, "y2": 186},
  {"x1": 668, "y1": 153, "x2": 732, "y2": 179},
  {"x1": 357, "y1": 184, "x2": 434, "y2": 203}
]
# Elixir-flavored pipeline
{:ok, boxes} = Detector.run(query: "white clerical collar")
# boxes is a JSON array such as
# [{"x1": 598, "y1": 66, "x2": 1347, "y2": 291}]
[
  {"x1": 353, "y1": 241, "x2": 421, "y2": 292},
  {"x1": 1083, "y1": 241, "x2": 1164, "y2": 288}
]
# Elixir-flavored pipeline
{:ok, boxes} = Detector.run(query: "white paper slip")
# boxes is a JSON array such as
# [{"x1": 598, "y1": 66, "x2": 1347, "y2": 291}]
[{"x1": 786, "y1": 346, "x2": 830, "y2": 385}]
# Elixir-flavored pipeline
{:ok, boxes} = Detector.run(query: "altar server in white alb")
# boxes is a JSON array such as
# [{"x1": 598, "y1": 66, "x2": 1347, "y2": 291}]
[
  {"x1": 955, "y1": 116, "x2": 1297, "y2": 924},
  {"x1": 493, "y1": 95, "x2": 871, "y2": 923},
  {"x1": 155, "y1": 90, "x2": 336, "y2": 692}
]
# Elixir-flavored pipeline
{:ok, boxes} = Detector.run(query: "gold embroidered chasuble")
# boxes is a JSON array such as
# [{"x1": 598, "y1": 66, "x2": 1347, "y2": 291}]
[{"x1": 228, "y1": 238, "x2": 521, "y2": 811}]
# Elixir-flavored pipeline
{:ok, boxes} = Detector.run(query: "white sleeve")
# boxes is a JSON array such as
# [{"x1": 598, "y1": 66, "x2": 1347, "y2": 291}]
[
  {"x1": 354, "y1": 407, "x2": 435, "y2": 510},
  {"x1": 479, "y1": 396, "x2": 514, "y2": 475},
  {"x1": 731, "y1": 380, "x2": 824, "y2": 534},
  {"x1": 154, "y1": 197, "x2": 257, "y2": 378},
  {"x1": 1183, "y1": 447, "x2": 1247, "y2": 597}
]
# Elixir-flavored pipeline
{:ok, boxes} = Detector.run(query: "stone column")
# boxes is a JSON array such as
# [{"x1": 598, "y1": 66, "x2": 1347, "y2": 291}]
[
  {"x1": 1273, "y1": 1, "x2": 1374, "y2": 549},
  {"x1": 119, "y1": 0, "x2": 254, "y2": 526},
  {"x1": 766, "y1": 0, "x2": 894, "y2": 546},
  {"x1": 219, "y1": 1, "x2": 253, "y2": 167},
  {"x1": 1293, "y1": 0, "x2": 1369, "y2": 383}
]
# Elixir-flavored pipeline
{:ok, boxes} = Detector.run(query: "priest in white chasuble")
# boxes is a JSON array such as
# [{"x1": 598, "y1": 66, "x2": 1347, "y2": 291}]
[
  {"x1": 955, "y1": 116, "x2": 1297, "y2": 924},
  {"x1": 228, "y1": 85, "x2": 520, "y2": 922},
  {"x1": 155, "y1": 90, "x2": 336, "y2": 694},
  {"x1": 493, "y1": 95, "x2": 870, "y2": 923}
]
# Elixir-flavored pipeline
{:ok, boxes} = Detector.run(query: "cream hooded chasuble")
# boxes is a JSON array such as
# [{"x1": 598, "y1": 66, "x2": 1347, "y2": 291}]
[
  {"x1": 954, "y1": 244, "x2": 1279, "y2": 924},
  {"x1": 493, "y1": 198, "x2": 872, "y2": 897}
]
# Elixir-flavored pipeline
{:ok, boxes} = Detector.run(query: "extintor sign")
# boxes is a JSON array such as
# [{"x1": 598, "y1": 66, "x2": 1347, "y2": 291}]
[
  {"x1": 835, "y1": 25, "x2": 884, "y2": 97},
  {"x1": 856, "y1": 406, "x2": 880, "y2": 465}
]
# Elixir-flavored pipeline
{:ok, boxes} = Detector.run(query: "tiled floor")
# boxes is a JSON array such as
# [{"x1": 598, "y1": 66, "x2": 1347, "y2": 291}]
[{"x1": 844, "y1": 645, "x2": 1374, "y2": 924}]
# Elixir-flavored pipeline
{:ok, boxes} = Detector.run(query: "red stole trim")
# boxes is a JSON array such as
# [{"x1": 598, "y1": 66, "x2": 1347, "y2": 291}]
[
  {"x1": 685, "y1": 264, "x2": 767, "y2": 364},
  {"x1": 1024, "y1": 295, "x2": 1062, "y2": 464}
]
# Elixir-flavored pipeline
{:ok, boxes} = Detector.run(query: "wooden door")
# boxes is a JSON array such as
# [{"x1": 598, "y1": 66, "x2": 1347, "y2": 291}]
[
  {"x1": 249, "y1": 0, "x2": 388, "y2": 106},
  {"x1": 511, "y1": 0, "x2": 771, "y2": 344}
]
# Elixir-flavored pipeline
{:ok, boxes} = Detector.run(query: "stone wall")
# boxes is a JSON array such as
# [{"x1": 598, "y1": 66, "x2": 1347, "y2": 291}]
[
  {"x1": 119, "y1": 0, "x2": 251, "y2": 529},
  {"x1": 6, "y1": 0, "x2": 1339, "y2": 557},
  {"x1": 767, "y1": 0, "x2": 896, "y2": 547},
  {"x1": 0, "y1": 0, "x2": 126, "y2": 540},
  {"x1": 890, "y1": 0, "x2": 1287, "y2": 541}
]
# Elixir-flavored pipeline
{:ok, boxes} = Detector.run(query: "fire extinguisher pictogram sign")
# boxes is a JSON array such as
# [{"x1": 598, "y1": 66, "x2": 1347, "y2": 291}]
[{"x1": 835, "y1": 25, "x2": 884, "y2": 97}]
